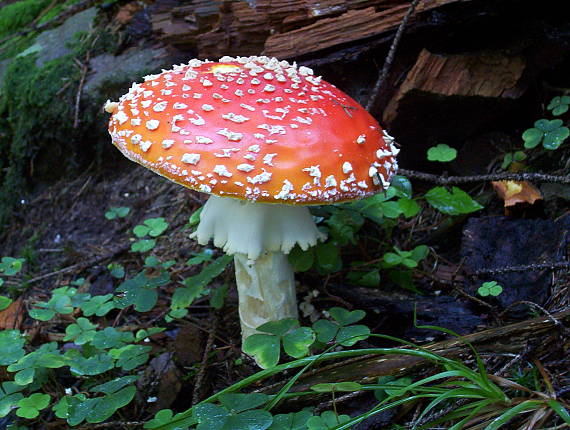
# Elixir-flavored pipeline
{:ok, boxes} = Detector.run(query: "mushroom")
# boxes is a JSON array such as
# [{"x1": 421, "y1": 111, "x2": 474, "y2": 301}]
[{"x1": 106, "y1": 56, "x2": 399, "y2": 341}]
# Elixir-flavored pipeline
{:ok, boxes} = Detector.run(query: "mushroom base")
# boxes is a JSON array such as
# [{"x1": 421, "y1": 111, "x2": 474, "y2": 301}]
[
  {"x1": 191, "y1": 195, "x2": 326, "y2": 260},
  {"x1": 234, "y1": 252, "x2": 298, "y2": 339}
]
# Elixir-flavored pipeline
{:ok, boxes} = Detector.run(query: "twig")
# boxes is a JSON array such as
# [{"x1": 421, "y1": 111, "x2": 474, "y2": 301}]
[
  {"x1": 74, "y1": 56, "x2": 89, "y2": 128},
  {"x1": 398, "y1": 169, "x2": 570, "y2": 185},
  {"x1": 472, "y1": 261, "x2": 570, "y2": 276},
  {"x1": 192, "y1": 313, "x2": 219, "y2": 405},
  {"x1": 500, "y1": 301, "x2": 565, "y2": 328},
  {"x1": 366, "y1": 0, "x2": 422, "y2": 111}
]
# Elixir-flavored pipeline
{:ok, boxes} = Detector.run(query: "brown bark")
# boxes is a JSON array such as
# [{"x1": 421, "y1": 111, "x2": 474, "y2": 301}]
[
  {"x1": 150, "y1": 0, "x2": 476, "y2": 60},
  {"x1": 383, "y1": 48, "x2": 527, "y2": 124}
]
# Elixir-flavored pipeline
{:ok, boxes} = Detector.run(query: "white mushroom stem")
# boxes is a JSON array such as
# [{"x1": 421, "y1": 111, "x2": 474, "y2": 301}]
[
  {"x1": 190, "y1": 195, "x2": 326, "y2": 340},
  {"x1": 234, "y1": 252, "x2": 297, "y2": 339}
]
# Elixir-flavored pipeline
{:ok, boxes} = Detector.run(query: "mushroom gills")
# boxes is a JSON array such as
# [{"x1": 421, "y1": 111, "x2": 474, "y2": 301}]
[{"x1": 191, "y1": 194, "x2": 326, "y2": 260}]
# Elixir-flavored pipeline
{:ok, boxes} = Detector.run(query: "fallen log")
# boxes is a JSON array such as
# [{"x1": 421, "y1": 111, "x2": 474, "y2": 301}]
[
  {"x1": 261, "y1": 309, "x2": 569, "y2": 395},
  {"x1": 150, "y1": 0, "x2": 477, "y2": 59}
]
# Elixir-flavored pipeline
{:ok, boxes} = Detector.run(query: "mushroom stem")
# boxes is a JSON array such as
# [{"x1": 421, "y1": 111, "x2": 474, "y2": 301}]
[
  {"x1": 234, "y1": 252, "x2": 297, "y2": 339},
  {"x1": 191, "y1": 195, "x2": 326, "y2": 341}
]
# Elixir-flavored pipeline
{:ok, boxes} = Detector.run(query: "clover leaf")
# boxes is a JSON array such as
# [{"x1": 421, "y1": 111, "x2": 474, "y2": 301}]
[
  {"x1": 55, "y1": 387, "x2": 136, "y2": 425},
  {"x1": 109, "y1": 345, "x2": 151, "y2": 371},
  {"x1": 0, "y1": 330, "x2": 26, "y2": 366},
  {"x1": 477, "y1": 281, "x2": 503, "y2": 297},
  {"x1": 427, "y1": 144, "x2": 457, "y2": 162},
  {"x1": 243, "y1": 319, "x2": 315, "y2": 368},
  {"x1": 547, "y1": 95, "x2": 570, "y2": 116},
  {"x1": 0, "y1": 382, "x2": 24, "y2": 418},
  {"x1": 133, "y1": 217, "x2": 169, "y2": 238},
  {"x1": 313, "y1": 307, "x2": 370, "y2": 347},
  {"x1": 144, "y1": 409, "x2": 198, "y2": 429},
  {"x1": 0, "y1": 257, "x2": 25, "y2": 276},
  {"x1": 115, "y1": 270, "x2": 169, "y2": 312},
  {"x1": 523, "y1": 119, "x2": 569, "y2": 150},
  {"x1": 63, "y1": 317, "x2": 98, "y2": 345},
  {"x1": 269, "y1": 410, "x2": 313, "y2": 430},
  {"x1": 105, "y1": 206, "x2": 130, "y2": 220},
  {"x1": 194, "y1": 400, "x2": 273, "y2": 430},
  {"x1": 16, "y1": 393, "x2": 50, "y2": 419},
  {"x1": 131, "y1": 239, "x2": 157, "y2": 253},
  {"x1": 80, "y1": 294, "x2": 115, "y2": 317},
  {"x1": 306, "y1": 411, "x2": 351, "y2": 430}
]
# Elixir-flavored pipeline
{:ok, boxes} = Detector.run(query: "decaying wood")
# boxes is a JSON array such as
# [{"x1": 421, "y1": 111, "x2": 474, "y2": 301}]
[
  {"x1": 263, "y1": 309, "x2": 570, "y2": 394},
  {"x1": 383, "y1": 48, "x2": 527, "y2": 124},
  {"x1": 150, "y1": 0, "x2": 476, "y2": 60}
]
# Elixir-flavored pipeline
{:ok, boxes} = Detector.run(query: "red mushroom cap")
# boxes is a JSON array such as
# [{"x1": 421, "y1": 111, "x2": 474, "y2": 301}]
[{"x1": 108, "y1": 56, "x2": 398, "y2": 204}]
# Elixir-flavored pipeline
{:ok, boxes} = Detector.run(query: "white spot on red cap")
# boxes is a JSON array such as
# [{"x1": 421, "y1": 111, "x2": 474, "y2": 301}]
[
  {"x1": 195, "y1": 136, "x2": 213, "y2": 144},
  {"x1": 213, "y1": 165, "x2": 232, "y2": 177},
  {"x1": 237, "y1": 163, "x2": 254, "y2": 172},
  {"x1": 153, "y1": 101, "x2": 167, "y2": 112},
  {"x1": 181, "y1": 153, "x2": 201, "y2": 165},
  {"x1": 146, "y1": 119, "x2": 160, "y2": 130}
]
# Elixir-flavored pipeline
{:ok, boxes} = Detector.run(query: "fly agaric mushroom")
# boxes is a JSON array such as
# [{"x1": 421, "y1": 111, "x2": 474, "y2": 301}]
[{"x1": 106, "y1": 56, "x2": 399, "y2": 341}]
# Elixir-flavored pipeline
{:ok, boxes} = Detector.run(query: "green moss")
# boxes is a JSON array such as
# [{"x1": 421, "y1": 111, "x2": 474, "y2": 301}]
[
  {"x1": 0, "y1": 0, "x2": 53, "y2": 39},
  {"x1": 0, "y1": 53, "x2": 81, "y2": 225},
  {"x1": 37, "y1": 0, "x2": 85, "y2": 25}
]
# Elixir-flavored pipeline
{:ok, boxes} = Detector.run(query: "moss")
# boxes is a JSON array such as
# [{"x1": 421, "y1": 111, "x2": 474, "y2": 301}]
[
  {"x1": 0, "y1": 26, "x2": 130, "y2": 227},
  {"x1": 0, "y1": 53, "x2": 81, "y2": 225},
  {"x1": 37, "y1": 0, "x2": 85, "y2": 25},
  {"x1": 0, "y1": 0, "x2": 53, "y2": 39}
]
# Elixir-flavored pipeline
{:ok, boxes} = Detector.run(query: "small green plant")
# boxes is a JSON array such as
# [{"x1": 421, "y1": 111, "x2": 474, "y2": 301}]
[
  {"x1": 501, "y1": 150, "x2": 527, "y2": 169},
  {"x1": 547, "y1": 95, "x2": 570, "y2": 116},
  {"x1": 243, "y1": 319, "x2": 316, "y2": 368},
  {"x1": 105, "y1": 206, "x2": 130, "y2": 220},
  {"x1": 522, "y1": 119, "x2": 569, "y2": 150},
  {"x1": 477, "y1": 280, "x2": 503, "y2": 297},
  {"x1": 130, "y1": 217, "x2": 169, "y2": 252},
  {"x1": 427, "y1": 143, "x2": 457, "y2": 162}
]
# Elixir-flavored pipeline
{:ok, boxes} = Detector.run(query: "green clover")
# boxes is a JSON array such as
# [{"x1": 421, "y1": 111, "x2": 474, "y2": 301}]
[
  {"x1": 477, "y1": 281, "x2": 503, "y2": 297},
  {"x1": 306, "y1": 411, "x2": 351, "y2": 430},
  {"x1": 63, "y1": 317, "x2": 98, "y2": 345},
  {"x1": 133, "y1": 217, "x2": 169, "y2": 238},
  {"x1": 0, "y1": 257, "x2": 25, "y2": 276},
  {"x1": 243, "y1": 319, "x2": 315, "y2": 368},
  {"x1": 131, "y1": 239, "x2": 156, "y2": 253},
  {"x1": 193, "y1": 394, "x2": 272, "y2": 430},
  {"x1": 427, "y1": 144, "x2": 457, "y2": 162},
  {"x1": 547, "y1": 95, "x2": 570, "y2": 116},
  {"x1": 104, "y1": 206, "x2": 130, "y2": 220},
  {"x1": 313, "y1": 307, "x2": 370, "y2": 347},
  {"x1": 522, "y1": 119, "x2": 569, "y2": 150},
  {"x1": 16, "y1": 393, "x2": 50, "y2": 418}
]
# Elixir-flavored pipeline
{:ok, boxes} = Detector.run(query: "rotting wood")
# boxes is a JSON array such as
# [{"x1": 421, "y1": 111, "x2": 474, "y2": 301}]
[
  {"x1": 259, "y1": 309, "x2": 570, "y2": 395},
  {"x1": 149, "y1": 0, "x2": 476, "y2": 60},
  {"x1": 383, "y1": 48, "x2": 527, "y2": 124}
]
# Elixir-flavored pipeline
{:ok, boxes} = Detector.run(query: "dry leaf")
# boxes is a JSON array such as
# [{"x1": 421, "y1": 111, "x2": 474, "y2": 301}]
[
  {"x1": 0, "y1": 297, "x2": 25, "y2": 330},
  {"x1": 492, "y1": 180, "x2": 542, "y2": 207}
]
